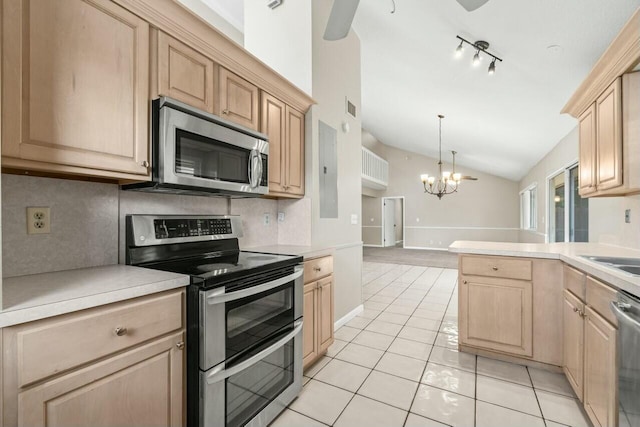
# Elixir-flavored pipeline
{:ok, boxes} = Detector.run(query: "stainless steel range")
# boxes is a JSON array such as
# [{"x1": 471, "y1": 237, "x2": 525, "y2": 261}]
[{"x1": 126, "y1": 215, "x2": 303, "y2": 427}]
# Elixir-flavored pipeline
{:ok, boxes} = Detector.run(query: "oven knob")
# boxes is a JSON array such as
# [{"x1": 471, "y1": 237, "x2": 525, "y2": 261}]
[{"x1": 176, "y1": 341, "x2": 185, "y2": 350}]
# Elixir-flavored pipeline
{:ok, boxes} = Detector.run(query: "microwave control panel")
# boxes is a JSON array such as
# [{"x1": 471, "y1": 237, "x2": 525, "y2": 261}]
[{"x1": 154, "y1": 218, "x2": 232, "y2": 239}]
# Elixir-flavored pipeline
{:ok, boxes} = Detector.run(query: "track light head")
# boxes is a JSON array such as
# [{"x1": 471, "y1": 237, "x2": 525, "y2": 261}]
[
  {"x1": 455, "y1": 41, "x2": 464, "y2": 58},
  {"x1": 488, "y1": 59, "x2": 496, "y2": 75},
  {"x1": 472, "y1": 50, "x2": 481, "y2": 67}
]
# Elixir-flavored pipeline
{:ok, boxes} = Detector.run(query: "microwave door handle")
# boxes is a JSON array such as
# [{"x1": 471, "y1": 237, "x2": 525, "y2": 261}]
[
  {"x1": 247, "y1": 150, "x2": 254, "y2": 187},
  {"x1": 256, "y1": 151, "x2": 264, "y2": 187},
  {"x1": 205, "y1": 320, "x2": 303, "y2": 384},
  {"x1": 206, "y1": 266, "x2": 303, "y2": 305}
]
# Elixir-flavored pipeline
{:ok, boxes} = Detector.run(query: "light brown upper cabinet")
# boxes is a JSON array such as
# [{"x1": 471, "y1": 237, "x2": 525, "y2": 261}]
[
  {"x1": 152, "y1": 30, "x2": 215, "y2": 113},
  {"x1": 578, "y1": 104, "x2": 597, "y2": 196},
  {"x1": 261, "y1": 92, "x2": 305, "y2": 198},
  {"x1": 1, "y1": 0, "x2": 150, "y2": 180},
  {"x1": 577, "y1": 72, "x2": 640, "y2": 197},
  {"x1": 218, "y1": 68, "x2": 259, "y2": 130}
]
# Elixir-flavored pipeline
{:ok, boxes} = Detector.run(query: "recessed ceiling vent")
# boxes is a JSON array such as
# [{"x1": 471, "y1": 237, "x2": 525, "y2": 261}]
[
  {"x1": 346, "y1": 98, "x2": 357, "y2": 118},
  {"x1": 267, "y1": 0, "x2": 283, "y2": 10}
]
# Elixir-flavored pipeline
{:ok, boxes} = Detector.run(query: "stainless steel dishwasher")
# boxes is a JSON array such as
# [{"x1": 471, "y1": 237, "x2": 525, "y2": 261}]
[{"x1": 611, "y1": 291, "x2": 640, "y2": 427}]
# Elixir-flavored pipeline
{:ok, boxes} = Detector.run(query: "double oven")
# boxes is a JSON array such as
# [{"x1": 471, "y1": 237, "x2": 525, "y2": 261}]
[{"x1": 126, "y1": 215, "x2": 303, "y2": 427}]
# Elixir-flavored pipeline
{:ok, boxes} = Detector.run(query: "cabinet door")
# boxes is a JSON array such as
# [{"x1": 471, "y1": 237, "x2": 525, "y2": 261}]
[
  {"x1": 155, "y1": 31, "x2": 214, "y2": 113},
  {"x1": 18, "y1": 332, "x2": 184, "y2": 427},
  {"x1": 578, "y1": 104, "x2": 597, "y2": 196},
  {"x1": 459, "y1": 276, "x2": 533, "y2": 357},
  {"x1": 285, "y1": 106, "x2": 305, "y2": 197},
  {"x1": 584, "y1": 306, "x2": 617, "y2": 427},
  {"x1": 317, "y1": 276, "x2": 334, "y2": 353},
  {"x1": 2, "y1": 0, "x2": 149, "y2": 177},
  {"x1": 261, "y1": 92, "x2": 286, "y2": 194},
  {"x1": 595, "y1": 78, "x2": 622, "y2": 192},
  {"x1": 563, "y1": 290, "x2": 585, "y2": 401},
  {"x1": 303, "y1": 282, "x2": 318, "y2": 369},
  {"x1": 218, "y1": 68, "x2": 259, "y2": 130}
]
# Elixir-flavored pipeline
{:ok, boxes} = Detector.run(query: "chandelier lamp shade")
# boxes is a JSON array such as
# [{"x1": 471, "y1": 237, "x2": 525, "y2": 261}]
[
  {"x1": 420, "y1": 115, "x2": 462, "y2": 200},
  {"x1": 454, "y1": 35, "x2": 503, "y2": 75}
]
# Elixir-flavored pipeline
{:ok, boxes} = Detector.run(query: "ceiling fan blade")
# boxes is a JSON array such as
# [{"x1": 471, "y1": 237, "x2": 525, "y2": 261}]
[
  {"x1": 460, "y1": 175, "x2": 479, "y2": 181},
  {"x1": 323, "y1": 0, "x2": 360, "y2": 41},
  {"x1": 455, "y1": 0, "x2": 490, "y2": 12}
]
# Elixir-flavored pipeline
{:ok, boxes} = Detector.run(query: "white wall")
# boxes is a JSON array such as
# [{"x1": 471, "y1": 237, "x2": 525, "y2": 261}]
[
  {"x1": 177, "y1": 0, "x2": 244, "y2": 45},
  {"x1": 362, "y1": 132, "x2": 520, "y2": 249},
  {"x1": 307, "y1": 0, "x2": 363, "y2": 320},
  {"x1": 243, "y1": 0, "x2": 312, "y2": 96},
  {"x1": 518, "y1": 127, "x2": 579, "y2": 243},
  {"x1": 519, "y1": 125, "x2": 640, "y2": 250}
]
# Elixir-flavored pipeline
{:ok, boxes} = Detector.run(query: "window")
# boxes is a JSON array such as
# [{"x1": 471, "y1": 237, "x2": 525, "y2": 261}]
[
  {"x1": 548, "y1": 164, "x2": 588, "y2": 242},
  {"x1": 520, "y1": 184, "x2": 537, "y2": 230}
]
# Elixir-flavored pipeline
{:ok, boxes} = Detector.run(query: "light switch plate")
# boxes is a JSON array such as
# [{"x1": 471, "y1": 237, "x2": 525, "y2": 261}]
[
  {"x1": 27, "y1": 207, "x2": 51, "y2": 234},
  {"x1": 351, "y1": 214, "x2": 358, "y2": 225}
]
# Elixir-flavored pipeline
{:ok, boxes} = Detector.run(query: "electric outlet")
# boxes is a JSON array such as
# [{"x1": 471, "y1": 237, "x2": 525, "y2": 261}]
[
  {"x1": 277, "y1": 212, "x2": 285, "y2": 223},
  {"x1": 27, "y1": 207, "x2": 51, "y2": 234},
  {"x1": 625, "y1": 209, "x2": 631, "y2": 224},
  {"x1": 263, "y1": 213, "x2": 270, "y2": 226}
]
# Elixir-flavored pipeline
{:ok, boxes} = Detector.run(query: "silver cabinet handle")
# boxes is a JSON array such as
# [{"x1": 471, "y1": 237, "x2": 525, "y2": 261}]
[
  {"x1": 492, "y1": 266, "x2": 499, "y2": 271},
  {"x1": 222, "y1": 109, "x2": 229, "y2": 115},
  {"x1": 206, "y1": 320, "x2": 303, "y2": 384},
  {"x1": 141, "y1": 160, "x2": 149, "y2": 168},
  {"x1": 114, "y1": 327, "x2": 128, "y2": 336},
  {"x1": 573, "y1": 307, "x2": 579, "y2": 313},
  {"x1": 611, "y1": 301, "x2": 640, "y2": 331},
  {"x1": 463, "y1": 280, "x2": 468, "y2": 284},
  {"x1": 206, "y1": 266, "x2": 303, "y2": 304},
  {"x1": 176, "y1": 341, "x2": 185, "y2": 350},
  {"x1": 313, "y1": 267, "x2": 321, "y2": 272}
]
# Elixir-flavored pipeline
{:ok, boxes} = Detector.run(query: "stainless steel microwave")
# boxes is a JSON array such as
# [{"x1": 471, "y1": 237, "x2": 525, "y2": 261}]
[{"x1": 123, "y1": 97, "x2": 268, "y2": 197}]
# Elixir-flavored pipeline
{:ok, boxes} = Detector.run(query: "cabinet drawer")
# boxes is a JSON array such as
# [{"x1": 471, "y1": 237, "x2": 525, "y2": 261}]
[
  {"x1": 564, "y1": 265, "x2": 586, "y2": 301},
  {"x1": 461, "y1": 255, "x2": 532, "y2": 281},
  {"x1": 304, "y1": 256, "x2": 333, "y2": 283},
  {"x1": 9, "y1": 290, "x2": 183, "y2": 387},
  {"x1": 586, "y1": 276, "x2": 617, "y2": 326}
]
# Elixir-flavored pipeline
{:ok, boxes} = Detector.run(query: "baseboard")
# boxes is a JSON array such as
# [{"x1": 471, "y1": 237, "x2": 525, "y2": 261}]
[
  {"x1": 395, "y1": 240, "x2": 404, "y2": 244},
  {"x1": 403, "y1": 245, "x2": 449, "y2": 251},
  {"x1": 334, "y1": 304, "x2": 364, "y2": 330},
  {"x1": 363, "y1": 244, "x2": 383, "y2": 248}
]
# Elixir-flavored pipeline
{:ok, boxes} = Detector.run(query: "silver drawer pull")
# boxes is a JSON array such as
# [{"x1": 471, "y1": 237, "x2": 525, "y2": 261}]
[
  {"x1": 492, "y1": 266, "x2": 499, "y2": 271},
  {"x1": 114, "y1": 327, "x2": 128, "y2": 337},
  {"x1": 313, "y1": 267, "x2": 321, "y2": 272},
  {"x1": 176, "y1": 341, "x2": 185, "y2": 350},
  {"x1": 573, "y1": 307, "x2": 579, "y2": 313}
]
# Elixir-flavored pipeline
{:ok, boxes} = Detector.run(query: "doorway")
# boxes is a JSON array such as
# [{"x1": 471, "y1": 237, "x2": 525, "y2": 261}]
[
  {"x1": 382, "y1": 197, "x2": 404, "y2": 248},
  {"x1": 548, "y1": 163, "x2": 588, "y2": 242}
]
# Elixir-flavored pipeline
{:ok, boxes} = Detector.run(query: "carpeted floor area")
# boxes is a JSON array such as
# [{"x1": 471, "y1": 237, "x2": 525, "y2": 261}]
[{"x1": 363, "y1": 246, "x2": 458, "y2": 269}]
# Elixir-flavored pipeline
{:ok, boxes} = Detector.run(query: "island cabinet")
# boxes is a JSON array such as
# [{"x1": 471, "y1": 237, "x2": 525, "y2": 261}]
[
  {"x1": 302, "y1": 256, "x2": 334, "y2": 370},
  {"x1": 562, "y1": 265, "x2": 618, "y2": 427},
  {"x1": 261, "y1": 91, "x2": 305, "y2": 198},
  {"x1": 577, "y1": 72, "x2": 640, "y2": 197},
  {"x1": 458, "y1": 255, "x2": 563, "y2": 366},
  {"x1": 1, "y1": 289, "x2": 185, "y2": 427},
  {"x1": 1, "y1": 0, "x2": 151, "y2": 180}
]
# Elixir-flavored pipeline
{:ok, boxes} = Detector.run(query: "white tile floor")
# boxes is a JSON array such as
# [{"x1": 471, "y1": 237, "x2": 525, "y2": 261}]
[{"x1": 271, "y1": 262, "x2": 593, "y2": 427}]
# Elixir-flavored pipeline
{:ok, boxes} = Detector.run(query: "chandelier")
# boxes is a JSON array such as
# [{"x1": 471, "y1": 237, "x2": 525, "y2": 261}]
[{"x1": 420, "y1": 115, "x2": 462, "y2": 199}]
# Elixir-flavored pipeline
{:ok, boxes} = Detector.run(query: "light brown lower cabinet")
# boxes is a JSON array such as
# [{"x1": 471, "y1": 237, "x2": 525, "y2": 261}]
[
  {"x1": 562, "y1": 267, "x2": 618, "y2": 427},
  {"x1": 302, "y1": 256, "x2": 334, "y2": 370},
  {"x1": 2, "y1": 289, "x2": 186, "y2": 427}
]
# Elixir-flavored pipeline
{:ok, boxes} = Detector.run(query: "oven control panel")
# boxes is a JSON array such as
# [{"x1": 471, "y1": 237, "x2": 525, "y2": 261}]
[{"x1": 154, "y1": 218, "x2": 232, "y2": 239}]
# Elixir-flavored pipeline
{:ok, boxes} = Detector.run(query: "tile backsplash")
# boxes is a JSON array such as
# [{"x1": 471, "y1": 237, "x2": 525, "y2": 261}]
[
  {"x1": 2, "y1": 174, "x2": 119, "y2": 277},
  {"x1": 2, "y1": 174, "x2": 311, "y2": 278}
]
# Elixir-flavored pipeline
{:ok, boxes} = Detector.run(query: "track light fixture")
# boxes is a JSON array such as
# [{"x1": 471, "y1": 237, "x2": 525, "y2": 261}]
[{"x1": 454, "y1": 35, "x2": 503, "y2": 75}]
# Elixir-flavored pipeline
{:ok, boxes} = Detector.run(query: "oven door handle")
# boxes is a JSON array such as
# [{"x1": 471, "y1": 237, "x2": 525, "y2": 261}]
[
  {"x1": 611, "y1": 301, "x2": 640, "y2": 331},
  {"x1": 206, "y1": 266, "x2": 303, "y2": 304},
  {"x1": 206, "y1": 319, "x2": 303, "y2": 384}
]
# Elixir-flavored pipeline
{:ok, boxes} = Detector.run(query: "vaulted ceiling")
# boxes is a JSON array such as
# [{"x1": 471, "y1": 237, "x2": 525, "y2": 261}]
[{"x1": 351, "y1": 0, "x2": 640, "y2": 180}]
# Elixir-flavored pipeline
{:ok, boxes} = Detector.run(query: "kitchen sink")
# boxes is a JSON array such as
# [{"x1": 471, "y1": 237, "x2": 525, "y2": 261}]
[
  {"x1": 583, "y1": 256, "x2": 640, "y2": 266},
  {"x1": 617, "y1": 266, "x2": 640, "y2": 275},
  {"x1": 582, "y1": 255, "x2": 640, "y2": 276}
]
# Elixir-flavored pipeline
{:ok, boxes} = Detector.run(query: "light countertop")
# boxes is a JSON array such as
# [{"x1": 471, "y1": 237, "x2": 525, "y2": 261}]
[
  {"x1": 243, "y1": 244, "x2": 335, "y2": 260},
  {"x1": 449, "y1": 241, "x2": 640, "y2": 297},
  {"x1": 0, "y1": 265, "x2": 189, "y2": 328}
]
